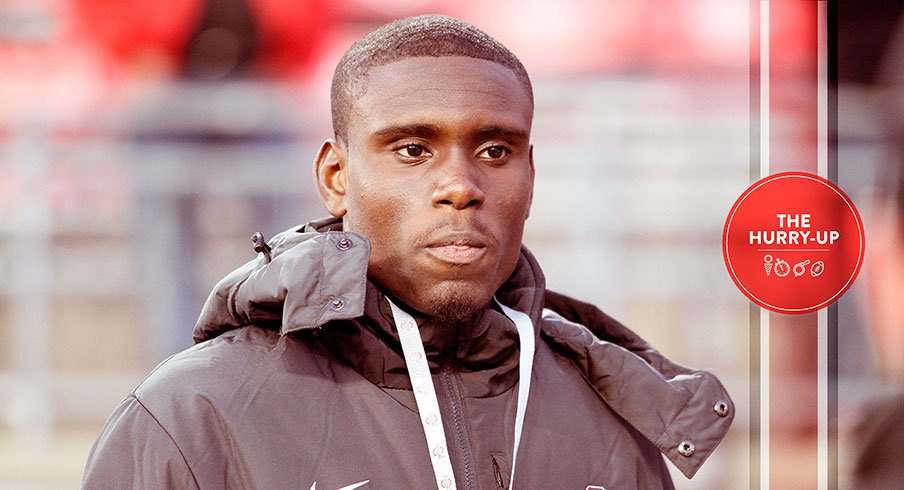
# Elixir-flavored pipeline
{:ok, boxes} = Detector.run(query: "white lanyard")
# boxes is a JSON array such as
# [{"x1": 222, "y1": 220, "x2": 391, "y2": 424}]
[{"x1": 388, "y1": 298, "x2": 535, "y2": 490}]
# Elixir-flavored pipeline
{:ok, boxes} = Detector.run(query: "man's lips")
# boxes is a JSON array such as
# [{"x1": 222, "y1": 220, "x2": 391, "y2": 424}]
[
  {"x1": 427, "y1": 244, "x2": 486, "y2": 263},
  {"x1": 424, "y1": 233, "x2": 488, "y2": 264}
]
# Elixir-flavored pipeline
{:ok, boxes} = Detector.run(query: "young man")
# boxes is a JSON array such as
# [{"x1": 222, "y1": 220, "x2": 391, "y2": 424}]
[{"x1": 83, "y1": 15, "x2": 732, "y2": 489}]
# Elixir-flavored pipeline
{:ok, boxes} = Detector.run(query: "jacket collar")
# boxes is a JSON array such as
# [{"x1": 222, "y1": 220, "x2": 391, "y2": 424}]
[{"x1": 315, "y1": 280, "x2": 527, "y2": 397}]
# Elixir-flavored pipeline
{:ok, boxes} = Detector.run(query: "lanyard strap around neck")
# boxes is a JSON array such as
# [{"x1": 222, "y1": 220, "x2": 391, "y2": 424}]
[
  {"x1": 495, "y1": 299, "x2": 534, "y2": 490},
  {"x1": 387, "y1": 298, "x2": 535, "y2": 490}
]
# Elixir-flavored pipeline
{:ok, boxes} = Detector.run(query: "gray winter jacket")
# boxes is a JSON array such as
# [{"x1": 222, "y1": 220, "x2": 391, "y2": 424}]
[{"x1": 82, "y1": 218, "x2": 733, "y2": 489}]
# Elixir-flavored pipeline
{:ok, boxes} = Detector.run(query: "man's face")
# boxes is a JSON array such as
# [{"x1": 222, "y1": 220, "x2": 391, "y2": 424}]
[{"x1": 321, "y1": 56, "x2": 534, "y2": 323}]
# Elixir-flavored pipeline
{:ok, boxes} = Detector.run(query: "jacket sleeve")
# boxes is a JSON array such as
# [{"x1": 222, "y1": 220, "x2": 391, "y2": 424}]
[{"x1": 82, "y1": 395, "x2": 199, "y2": 490}]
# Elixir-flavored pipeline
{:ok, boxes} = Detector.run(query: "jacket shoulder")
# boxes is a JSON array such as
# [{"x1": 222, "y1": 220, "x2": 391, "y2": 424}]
[
  {"x1": 95, "y1": 327, "x2": 328, "y2": 487},
  {"x1": 540, "y1": 290, "x2": 734, "y2": 480},
  {"x1": 136, "y1": 326, "x2": 283, "y2": 403},
  {"x1": 83, "y1": 396, "x2": 200, "y2": 489}
]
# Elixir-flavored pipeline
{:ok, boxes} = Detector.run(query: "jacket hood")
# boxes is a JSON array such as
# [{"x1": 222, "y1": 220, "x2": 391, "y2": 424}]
[
  {"x1": 194, "y1": 217, "x2": 733, "y2": 480},
  {"x1": 194, "y1": 217, "x2": 370, "y2": 343}
]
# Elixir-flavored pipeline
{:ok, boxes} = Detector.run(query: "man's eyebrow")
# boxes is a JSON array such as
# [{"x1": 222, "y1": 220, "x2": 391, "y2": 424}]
[
  {"x1": 474, "y1": 125, "x2": 529, "y2": 141},
  {"x1": 370, "y1": 124, "x2": 529, "y2": 142},
  {"x1": 371, "y1": 123, "x2": 442, "y2": 139}
]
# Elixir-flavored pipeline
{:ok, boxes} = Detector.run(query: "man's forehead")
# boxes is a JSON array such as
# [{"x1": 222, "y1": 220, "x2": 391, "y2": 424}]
[
  {"x1": 360, "y1": 55, "x2": 525, "y2": 90},
  {"x1": 347, "y1": 56, "x2": 533, "y2": 135}
]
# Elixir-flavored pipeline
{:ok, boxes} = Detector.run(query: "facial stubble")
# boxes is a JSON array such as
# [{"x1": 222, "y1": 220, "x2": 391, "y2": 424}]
[{"x1": 421, "y1": 281, "x2": 493, "y2": 328}]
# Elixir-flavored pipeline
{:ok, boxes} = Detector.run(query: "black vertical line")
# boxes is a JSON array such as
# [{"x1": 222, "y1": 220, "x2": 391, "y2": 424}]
[
  {"x1": 827, "y1": 0, "x2": 839, "y2": 185},
  {"x1": 827, "y1": 301, "x2": 839, "y2": 490},
  {"x1": 826, "y1": 1, "x2": 839, "y2": 489}
]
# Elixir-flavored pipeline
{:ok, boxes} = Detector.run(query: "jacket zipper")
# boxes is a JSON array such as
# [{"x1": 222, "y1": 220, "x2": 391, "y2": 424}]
[
  {"x1": 440, "y1": 365, "x2": 477, "y2": 490},
  {"x1": 491, "y1": 455, "x2": 504, "y2": 489}
]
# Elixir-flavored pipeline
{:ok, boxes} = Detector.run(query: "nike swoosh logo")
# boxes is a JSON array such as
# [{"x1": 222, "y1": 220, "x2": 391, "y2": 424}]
[
  {"x1": 338, "y1": 481, "x2": 370, "y2": 490},
  {"x1": 309, "y1": 480, "x2": 370, "y2": 490}
]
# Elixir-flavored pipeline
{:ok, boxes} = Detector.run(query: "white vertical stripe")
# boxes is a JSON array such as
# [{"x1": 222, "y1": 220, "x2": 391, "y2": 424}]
[
  {"x1": 760, "y1": 3, "x2": 771, "y2": 489},
  {"x1": 817, "y1": 308, "x2": 829, "y2": 490},
  {"x1": 816, "y1": 5, "x2": 829, "y2": 490},
  {"x1": 817, "y1": 1, "x2": 829, "y2": 178},
  {"x1": 761, "y1": 0, "x2": 771, "y2": 179}
]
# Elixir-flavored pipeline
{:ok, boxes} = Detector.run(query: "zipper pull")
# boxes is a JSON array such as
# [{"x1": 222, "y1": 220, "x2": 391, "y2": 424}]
[
  {"x1": 492, "y1": 455, "x2": 504, "y2": 489},
  {"x1": 251, "y1": 232, "x2": 272, "y2": 263}
]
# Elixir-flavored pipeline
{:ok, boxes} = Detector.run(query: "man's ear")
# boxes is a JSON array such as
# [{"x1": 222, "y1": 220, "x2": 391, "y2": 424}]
[
  {"x1": 525, "y1": 144, "x2": 535, "y2": 220},
  {"x1": 314, "y1": 139, "x2": 348, "y2": 217}
]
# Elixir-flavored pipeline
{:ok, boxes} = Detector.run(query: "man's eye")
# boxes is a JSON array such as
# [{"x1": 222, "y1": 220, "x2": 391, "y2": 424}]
[
  {"x1": 396, "y1": 144, "x2": 430, "y2": 158},
  {"x1": 477, "y1": 145, "x2": 510, "y2": 159}
]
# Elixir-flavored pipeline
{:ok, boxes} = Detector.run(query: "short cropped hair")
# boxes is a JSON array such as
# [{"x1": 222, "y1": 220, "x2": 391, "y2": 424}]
[{"x1": 330, "y1": 14, "x2": 534, "y2": 143}]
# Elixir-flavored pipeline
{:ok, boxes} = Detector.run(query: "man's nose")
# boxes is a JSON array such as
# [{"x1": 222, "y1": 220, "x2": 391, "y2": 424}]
[{"x1": 431, "y1": 151, "x2": 485, "y2": 210}]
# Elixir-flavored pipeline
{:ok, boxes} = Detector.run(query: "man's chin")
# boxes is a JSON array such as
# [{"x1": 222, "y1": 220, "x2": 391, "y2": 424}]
[{"x1": 420, "y1": 284, "x2": 492, "y2": 328}]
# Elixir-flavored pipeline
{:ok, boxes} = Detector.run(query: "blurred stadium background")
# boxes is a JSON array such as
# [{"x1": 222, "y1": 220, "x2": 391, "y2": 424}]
[{"x1": 0, "y1": 0, "x2": 893, "y2": 488}]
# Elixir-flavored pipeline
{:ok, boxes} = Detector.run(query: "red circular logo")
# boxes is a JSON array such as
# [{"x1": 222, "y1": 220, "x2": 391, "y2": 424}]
[{"x1": 722, "y1": 172, "x2": 865, "y2": 314}]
